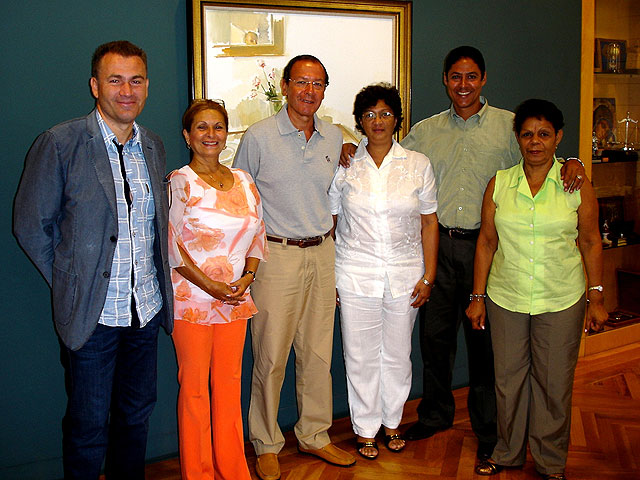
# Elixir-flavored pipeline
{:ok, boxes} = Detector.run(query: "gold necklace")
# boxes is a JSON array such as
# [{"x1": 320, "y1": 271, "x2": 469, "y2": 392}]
[
  {"x1": 198, "y1": 169, "x2": 225, "y2": 188},
  {"x1": 207, "y1": 173, "x2": 223, "y2": 188}
]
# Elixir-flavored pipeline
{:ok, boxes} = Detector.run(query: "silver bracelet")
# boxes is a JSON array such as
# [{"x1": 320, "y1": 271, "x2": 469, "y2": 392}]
[
  {"x1": 469, "y1": 293, "x2": 487, "y2": 302},
  {"x1": 565, "y1": 157, "x2": 585, "y2": 168},
  {"x1": 422, "y1": 278, "x2": 433, "y2": 287}
]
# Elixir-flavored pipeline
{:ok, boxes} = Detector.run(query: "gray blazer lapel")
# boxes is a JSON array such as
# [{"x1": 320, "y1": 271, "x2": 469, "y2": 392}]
[
  {"x1": 86, "y1": 111, "x2": 117, "y2": 219},
  {"x1": 141, "y1": 134, "x2": 167, "y2": 226}
]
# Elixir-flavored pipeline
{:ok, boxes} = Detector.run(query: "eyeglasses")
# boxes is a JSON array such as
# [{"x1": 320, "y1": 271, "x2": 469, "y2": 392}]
[
  {"x1": 362, "y1": 111, "x2": 395, "y2": 121},
  {"x1": 288, "y1": 78, "x2": 326, "y2": 91}
]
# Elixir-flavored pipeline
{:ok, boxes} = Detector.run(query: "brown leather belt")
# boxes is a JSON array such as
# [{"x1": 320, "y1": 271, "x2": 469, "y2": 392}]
[
  {"x1": 266, "y1": 231, "x2": 331, "y2": 248},
  {"x1": 438, "y1": 223, "x2": 480, "y2": 240}
]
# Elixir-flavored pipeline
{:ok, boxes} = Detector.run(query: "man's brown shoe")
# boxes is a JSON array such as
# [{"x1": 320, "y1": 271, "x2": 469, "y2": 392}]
[
  {"x1": 298, "y1": 443, "x2": 356, "y2": 467},
  {"x1": 256, "y1": 453, "x2": 280, "y2": 480}
]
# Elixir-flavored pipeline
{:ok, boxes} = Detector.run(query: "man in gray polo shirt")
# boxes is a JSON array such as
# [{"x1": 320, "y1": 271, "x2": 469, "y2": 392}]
[{"x1": 233, "y1": 54, "x2": 356, "y2": 480}]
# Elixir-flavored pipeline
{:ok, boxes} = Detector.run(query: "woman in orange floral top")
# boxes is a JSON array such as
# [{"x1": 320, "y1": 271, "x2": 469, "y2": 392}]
[{"x1": 169, "y1": 99, "x2": 267, "y2": 480}]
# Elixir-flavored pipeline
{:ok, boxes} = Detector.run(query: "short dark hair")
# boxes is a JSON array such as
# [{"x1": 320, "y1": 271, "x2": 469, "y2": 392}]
[
  {"x1": 182, "y1": 99, "x2": 229, "y2": 132},
  {"x1": 282, "y1": 54, "x2": 329, "y2": 87},
  {"x1": 353, "y1": 83, "x2": 403, "y2": 135},
  {"x1": 91, "y1": 40, "x2": 148, "y2": 78},
  {"x1": 443, "y1": 46, "x2": 486, "y2": 79},
  {"x1": 513, "y1": 98, "x2": 564, "y2": 134}
]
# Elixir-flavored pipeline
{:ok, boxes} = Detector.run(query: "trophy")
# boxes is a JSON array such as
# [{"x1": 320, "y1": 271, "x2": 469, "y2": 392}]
[
  {"x1": 618, "y1": 112, "x2": 638, "y2": 151},
  {"x1": 604, "y1": 42, "x2": 622, "y2": 73}
]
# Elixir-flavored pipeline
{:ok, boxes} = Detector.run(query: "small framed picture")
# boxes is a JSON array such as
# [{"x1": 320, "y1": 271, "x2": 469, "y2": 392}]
[{"x1": 593, "y1": 97, "x2": 616, "y2": 147}]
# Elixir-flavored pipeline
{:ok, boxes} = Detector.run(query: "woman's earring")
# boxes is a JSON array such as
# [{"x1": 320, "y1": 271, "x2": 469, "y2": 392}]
[{"x1": 186, "y1": 142, "x2": 191, "y2": 150}]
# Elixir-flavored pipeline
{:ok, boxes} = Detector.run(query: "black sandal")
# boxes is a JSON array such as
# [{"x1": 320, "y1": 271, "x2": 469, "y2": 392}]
[
  {"x1": 384, "y1": 433, "x2": 406, "y2": 453},
  {"x1": 475, "y1": 459, "x2": 504, "y2": 476},
  {"x1": 356, "y1": 439, "x2": 378, "y2": 460}
]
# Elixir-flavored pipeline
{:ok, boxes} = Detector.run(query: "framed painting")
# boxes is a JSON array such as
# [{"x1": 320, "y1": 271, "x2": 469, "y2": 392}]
[
  {"x1": 593, "y1": 97, "x2": 616, "y2": 147},
  {"x1": 188, "y1": 0, "x2": 412, "y2": 155}
]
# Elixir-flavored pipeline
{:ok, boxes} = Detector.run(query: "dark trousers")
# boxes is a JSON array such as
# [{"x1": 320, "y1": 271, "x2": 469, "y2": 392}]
[
  {"x1": 416, "y1": 232, "x2": 497, "y2": 445},
  {"x1": 61, "y1": 313, "x2": 160, "y2": 480}
]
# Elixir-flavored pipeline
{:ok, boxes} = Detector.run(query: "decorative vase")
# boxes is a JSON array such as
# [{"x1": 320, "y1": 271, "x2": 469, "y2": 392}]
[{"x1": 268, "y1": 97, "x2": 283, "y2": 114}]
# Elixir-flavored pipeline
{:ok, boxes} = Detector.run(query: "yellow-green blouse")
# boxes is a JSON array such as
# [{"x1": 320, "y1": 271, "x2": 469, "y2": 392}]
[{"x1": 487, "y1": 158, "x2": 584, "y2": 314}]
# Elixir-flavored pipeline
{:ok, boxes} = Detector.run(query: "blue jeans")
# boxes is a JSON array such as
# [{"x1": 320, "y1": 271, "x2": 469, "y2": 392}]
[{"x1": 61, "y1": 313, "x2": 160, "y2": 480}]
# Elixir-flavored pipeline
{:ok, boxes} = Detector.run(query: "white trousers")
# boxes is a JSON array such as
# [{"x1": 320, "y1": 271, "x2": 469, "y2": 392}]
[{"x1": 338, "y1": 278, "x2": 417, "y2": 438}]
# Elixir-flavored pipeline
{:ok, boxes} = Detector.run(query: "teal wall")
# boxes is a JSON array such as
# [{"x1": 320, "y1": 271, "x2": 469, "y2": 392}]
[{"x1": 1, "y1": 1, "x2": 581, "y2": 478}]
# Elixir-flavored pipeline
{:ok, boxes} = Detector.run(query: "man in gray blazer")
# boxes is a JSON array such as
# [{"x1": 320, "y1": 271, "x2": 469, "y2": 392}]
[{"x1": 13, "y1": 40, "x2": 173, "y2": 480}]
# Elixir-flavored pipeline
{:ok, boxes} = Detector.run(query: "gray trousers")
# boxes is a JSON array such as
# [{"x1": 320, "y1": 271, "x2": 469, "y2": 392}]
[{"x1": 486, "y1": 295, "x2": 585, "y2": 474}]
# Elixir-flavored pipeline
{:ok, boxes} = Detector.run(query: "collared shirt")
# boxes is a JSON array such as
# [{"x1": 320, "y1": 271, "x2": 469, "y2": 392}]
[
  {"x1": 329, "y1": 139, "x2": 438, "y2": 298},
  {"x1": 401, "y1": 98, "x2": 521, "y2": 230},
  {"x1": 232, "y1": 104, "x2": 343, "y2": 238},
  {"x1": 96, "y1": 111, "x2": 162, "y2": 327},
  {"x1": 487, "y1": 159, "x2": 584, "y2": 314}
]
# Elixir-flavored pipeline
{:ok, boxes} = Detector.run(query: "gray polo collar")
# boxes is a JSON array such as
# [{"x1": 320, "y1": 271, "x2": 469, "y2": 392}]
[{"x1": 276, "y1": 103, "x2": 327, "y2": 138}]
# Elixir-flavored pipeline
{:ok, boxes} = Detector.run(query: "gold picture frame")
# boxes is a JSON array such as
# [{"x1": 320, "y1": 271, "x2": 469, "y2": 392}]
[{"x1": 189, "y1": 0, "x2": 412, "y2": 140}]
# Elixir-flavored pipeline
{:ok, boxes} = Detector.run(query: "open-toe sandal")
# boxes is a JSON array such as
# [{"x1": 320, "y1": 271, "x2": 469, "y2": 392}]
[
  {"x1": 384, "y1": 433, "x2": 406, "y2": 453},
  {"x1": 475, "y1": 459, "x2": 504, "y2": 476},
  {"x1": 355, "y1": 439, "x2": 378, "y2": 460}
]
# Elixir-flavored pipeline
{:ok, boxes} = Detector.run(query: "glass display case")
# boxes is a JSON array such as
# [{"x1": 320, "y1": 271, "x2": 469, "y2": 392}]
[{"x1": 579, "y1": 0, "x2": 640, "y2": 355}]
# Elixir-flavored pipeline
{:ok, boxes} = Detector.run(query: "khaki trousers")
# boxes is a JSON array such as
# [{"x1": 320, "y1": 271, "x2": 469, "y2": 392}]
[
  {"x1": 487, "y1": 296, "x2": 585, "y2": 474},
  {"x1": 248, "y1": 237, "x2": 336, "y2": 455}
]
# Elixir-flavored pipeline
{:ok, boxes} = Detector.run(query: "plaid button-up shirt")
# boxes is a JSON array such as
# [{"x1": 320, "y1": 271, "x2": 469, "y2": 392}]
[{"x1": 97, "y1": 111, "x2": 162, "y2": 327}]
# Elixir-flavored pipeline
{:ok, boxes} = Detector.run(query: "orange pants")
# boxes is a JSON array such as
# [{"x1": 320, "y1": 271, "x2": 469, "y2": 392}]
[{"x1": 173, "y1": 319, "x2": 251, "y2": 480}]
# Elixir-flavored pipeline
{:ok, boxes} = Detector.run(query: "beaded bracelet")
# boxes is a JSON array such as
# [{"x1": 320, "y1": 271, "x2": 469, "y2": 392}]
[{"x1": 469, "y1": 293, "x2": 487, "y2": 302}]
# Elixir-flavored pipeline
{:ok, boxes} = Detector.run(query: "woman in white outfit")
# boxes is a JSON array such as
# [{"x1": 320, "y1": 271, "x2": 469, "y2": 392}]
[{"x1": 329, "y1": 83, "x2": 439, "y2": 459}]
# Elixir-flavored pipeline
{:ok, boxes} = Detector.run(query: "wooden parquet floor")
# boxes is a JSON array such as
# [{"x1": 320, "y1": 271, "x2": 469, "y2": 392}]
[{"x1": 141, "y1": 343, "x2": 640, "y2": 479}]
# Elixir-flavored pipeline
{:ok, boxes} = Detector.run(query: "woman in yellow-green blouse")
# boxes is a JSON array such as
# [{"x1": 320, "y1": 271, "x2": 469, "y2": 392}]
[{"x1": 466, "y1": 99, "x2": 607, "y2": 480}]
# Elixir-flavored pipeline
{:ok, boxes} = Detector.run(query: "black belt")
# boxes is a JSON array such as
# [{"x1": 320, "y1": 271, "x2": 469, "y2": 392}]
[
  {"x1": 438, "y1": 223, "x2": 480, "y2": 240},
  {"x1": 266, "y1": 231, "x2": 331, "y2": 248}
]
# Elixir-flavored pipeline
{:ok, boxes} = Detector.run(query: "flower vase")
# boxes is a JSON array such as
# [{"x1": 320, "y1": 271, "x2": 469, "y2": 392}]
[{"x1": 268, "y1": 97, "x2": 283, "y2": 115}]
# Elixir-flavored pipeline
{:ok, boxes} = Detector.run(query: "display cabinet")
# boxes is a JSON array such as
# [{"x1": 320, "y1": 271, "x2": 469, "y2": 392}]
[{"x1": 579, "y1": 0, "x2": 640, "y2": 356}]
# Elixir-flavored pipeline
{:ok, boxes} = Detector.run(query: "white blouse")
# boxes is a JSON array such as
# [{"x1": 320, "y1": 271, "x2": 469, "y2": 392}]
[{"x1": 329, "y1": 139, "x2": 437, "y2": 298}]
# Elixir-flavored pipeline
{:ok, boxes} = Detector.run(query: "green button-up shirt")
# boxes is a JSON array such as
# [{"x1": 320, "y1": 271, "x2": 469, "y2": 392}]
[
  {"x1": 401, "y1": 98, "x2": 521, "y2": 230},
  {"x1": 487, "y1": 159, "x2": 584, "y2": 314}
]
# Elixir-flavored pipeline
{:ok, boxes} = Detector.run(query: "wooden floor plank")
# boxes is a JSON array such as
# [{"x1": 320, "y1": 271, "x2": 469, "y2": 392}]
[{"x1": 134, "y1": 343, "x2": 640, "y2": 479}]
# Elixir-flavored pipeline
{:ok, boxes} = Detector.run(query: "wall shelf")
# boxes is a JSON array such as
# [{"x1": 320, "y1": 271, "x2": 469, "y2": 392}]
[{"x1": 594, "y1": 72, "x2": 640, "y2": 85}]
